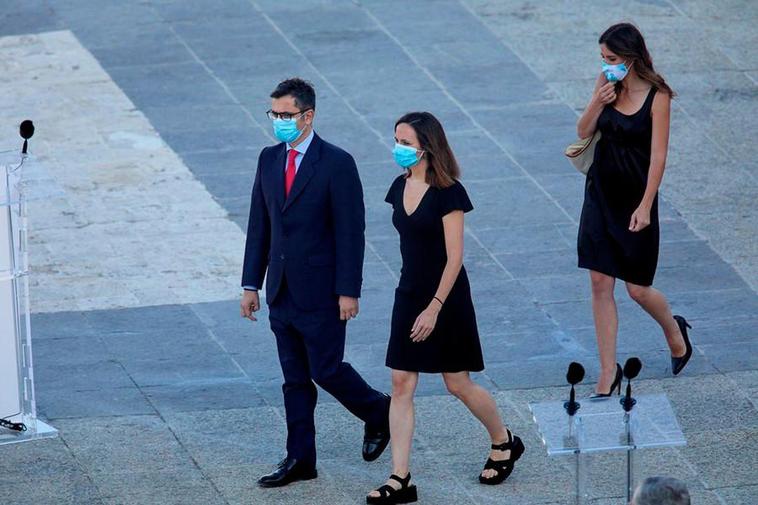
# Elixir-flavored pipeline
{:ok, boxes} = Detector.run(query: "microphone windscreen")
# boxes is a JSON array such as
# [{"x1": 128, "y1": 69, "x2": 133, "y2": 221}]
[
  {"x1": 20, "y1": 120, "x2": 34, "y2": 140},
  {"x1": 566, "y1": 362, "x2": 585, "y2": 385},
  {"x1": 623, "y1": 357, "x2": 642, "y2": 379}
]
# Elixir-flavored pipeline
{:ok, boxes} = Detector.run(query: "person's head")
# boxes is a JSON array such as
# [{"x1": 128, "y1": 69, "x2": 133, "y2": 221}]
[
  {"x1": 268, "y1": 78, "x2": 316, "y2": 144},
  {"x1": 599, "y1": 23, "x2": 675, "y2": 98},
  {"x1": 631, "y1": 477, "x2": 690, "y2": 505},
  {"x1": 392, "y1": 112, "x2": 460, "y2": 188}
]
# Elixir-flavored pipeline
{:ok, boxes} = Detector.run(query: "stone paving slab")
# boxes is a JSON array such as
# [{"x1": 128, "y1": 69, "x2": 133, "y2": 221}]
[
  {"x1": 0, "y1": 31, "x2": 246, "y2": 313},
  {"x1": 5, "y1": 298, "x2": 753, "y2": 504}
]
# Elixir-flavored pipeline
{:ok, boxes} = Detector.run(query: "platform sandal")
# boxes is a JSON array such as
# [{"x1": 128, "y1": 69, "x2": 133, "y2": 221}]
[
  {"x1": 479, "y1": 428, "x2": 525, "y2": 485},
  {"x1": 367, "y1": 473, "x2": 418, "y2": 504}
]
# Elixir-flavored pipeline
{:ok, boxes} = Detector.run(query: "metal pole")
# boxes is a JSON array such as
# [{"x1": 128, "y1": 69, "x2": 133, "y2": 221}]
[{"x1": 625, "y1": 411, "x2": 633, "y2": 502}]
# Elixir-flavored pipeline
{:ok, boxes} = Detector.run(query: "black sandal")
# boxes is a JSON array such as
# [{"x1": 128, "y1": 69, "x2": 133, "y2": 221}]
[
  {"x1": 366, "y1": 473, "x2": 418, "y2": 504},
  {"x1": 479, "y1": 429, "x2": 525, "y2": 485}
]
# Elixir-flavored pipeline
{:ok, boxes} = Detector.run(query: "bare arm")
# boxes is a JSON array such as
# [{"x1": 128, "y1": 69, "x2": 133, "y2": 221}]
[
  {"x1": 577, "y1": 73, "x2": 615, "y2": 138},
  {"x1": 630, "y1": 92, "x2": 671, "y2": 232},
  {"x1": 435, "y1": 210, "x2": 465, "y2": 303},
  {"x1": 643, "y1": 91, "x2": 671, "y2": 206},
  {"x1": 410, "y1": 210, "x2": 465, "y2": 342}
]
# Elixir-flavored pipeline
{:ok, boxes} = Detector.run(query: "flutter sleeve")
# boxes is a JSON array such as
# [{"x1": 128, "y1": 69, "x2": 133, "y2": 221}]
[
  {"x1": 438, "y1": 181, "x2": 473, "y2": 217},
  {"x1": 385, "y1": 175, "x2": 403, "y2": 206}
]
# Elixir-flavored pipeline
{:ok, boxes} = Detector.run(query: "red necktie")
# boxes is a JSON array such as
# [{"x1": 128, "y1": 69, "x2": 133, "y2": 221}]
[{"x1": 285, "y1": 149, "x2": 298, "y2": 197}]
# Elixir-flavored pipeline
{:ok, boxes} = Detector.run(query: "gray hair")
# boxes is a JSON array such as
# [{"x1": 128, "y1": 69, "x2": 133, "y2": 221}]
[{"x1": 633, "y1": 477, "x2": 690, "y2": 505}]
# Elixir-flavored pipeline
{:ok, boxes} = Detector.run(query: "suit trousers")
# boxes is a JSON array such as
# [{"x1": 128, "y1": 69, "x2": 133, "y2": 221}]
[{"x1": 269, "y1": 279, "x2": 389, "y2": 465}]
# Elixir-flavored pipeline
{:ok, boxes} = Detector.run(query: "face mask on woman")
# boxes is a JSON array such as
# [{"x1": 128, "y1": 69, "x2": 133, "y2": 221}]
[
  {"x1": 602, "y1": 60, "x2": 629, "y2": 82},
  {"x1": 392, "y1": 143, "x2": 423, "y2": 169}
]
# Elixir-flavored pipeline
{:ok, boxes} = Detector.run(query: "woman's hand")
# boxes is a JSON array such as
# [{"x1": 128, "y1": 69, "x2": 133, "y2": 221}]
[
  {"x1": 410, "y1": 305, "x2": 440, "y2": 343},
  {"x1": 629, "y1": 205, "x2": 651, "y2": 232},
  {"x1": 594, "y1": 81, "x2": 617, "y2": 105}
]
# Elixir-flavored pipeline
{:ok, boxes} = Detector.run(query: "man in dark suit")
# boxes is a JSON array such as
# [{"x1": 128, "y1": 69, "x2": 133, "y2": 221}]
[{"x1": 240, "y1": 78, "x2": 390, "y2": 488}]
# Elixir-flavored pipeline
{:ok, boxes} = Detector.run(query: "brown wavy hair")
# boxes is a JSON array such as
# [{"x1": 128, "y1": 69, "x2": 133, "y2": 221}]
[
  {"x1": 394, "y1": 112, "x2": 460, "y2": 189},
  {"x1": 599, "y1": 23, "x2": 676, "y2": 98}
]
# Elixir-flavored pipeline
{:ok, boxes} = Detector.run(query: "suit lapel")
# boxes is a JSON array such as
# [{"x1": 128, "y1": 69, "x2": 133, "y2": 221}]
[
  {"x1": 273, "y1": 143, "x2": 287, "y2": 211},
  {"x1": 283, "y1": 134, "x2": 321, "y2": 213}
]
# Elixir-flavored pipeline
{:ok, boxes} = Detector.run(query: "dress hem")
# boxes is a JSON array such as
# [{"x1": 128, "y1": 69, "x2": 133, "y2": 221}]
[
  {"x1": 385, "y1": 364, "x2": 485, "y2": 374},
  {"x1": 577, "y1": 261, "x2": 654, "y2": 287}
]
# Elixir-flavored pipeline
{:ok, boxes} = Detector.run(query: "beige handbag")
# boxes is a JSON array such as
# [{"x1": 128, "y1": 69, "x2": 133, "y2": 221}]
[{"x1": 565, "y1": 130, "x2": 601, "y2": 175}]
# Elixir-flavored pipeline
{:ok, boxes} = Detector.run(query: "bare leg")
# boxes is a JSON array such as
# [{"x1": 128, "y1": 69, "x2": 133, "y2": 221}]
[
  {"x1": 626, "y1": 282, "x2": 685, "y2": 356},
  {"x1": 368, "y1": 370, "x2": 418, "y2": 498},
  {"x1": 442, "y1": 372, "x2": 509, "y2": 479},
  {"x1": 590, "y1": 270, "x2": 619, "y2": 393}
]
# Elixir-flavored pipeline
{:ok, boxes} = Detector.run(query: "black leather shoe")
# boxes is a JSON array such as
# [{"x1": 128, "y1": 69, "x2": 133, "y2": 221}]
[
  {"x1": 257, "y1": 458, "x2": 317, "y2": 488},
  {"x1": 363, "y1": 425, "x2": 390, "y2": 462},
  {"x1": 363, "y1": 395, "x2": 391, "y2": 462}
]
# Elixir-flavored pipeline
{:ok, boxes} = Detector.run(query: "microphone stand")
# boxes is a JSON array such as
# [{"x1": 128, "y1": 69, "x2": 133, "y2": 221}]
[
  {"x1": 620, "y1": 381, "x2": 637, "y2": 502},
  {"x1": 564, "y1": 385, "x2": 584, "y2": 505}
]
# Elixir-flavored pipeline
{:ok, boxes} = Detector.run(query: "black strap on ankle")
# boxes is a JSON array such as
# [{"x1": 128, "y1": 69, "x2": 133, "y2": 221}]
[
  {"x1": 491, "y1": 430, "x2": 513, "y2": 451},
  {"x1": 389, "y1": 473, "x2": 411, "y2": 488}
]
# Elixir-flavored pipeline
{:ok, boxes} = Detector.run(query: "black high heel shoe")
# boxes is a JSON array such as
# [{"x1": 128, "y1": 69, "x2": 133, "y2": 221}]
[
  {"x1": 479, "y1": 428, "x2": 525, "y2": 485},
  {"x1": 367, "y1": 473, "x2": 417, "y2": 504},
  {"x1": 672, "y1": 315, "x2": 693, "y2": 376},
  {"x1": 590, "y1": 363, "x2": 622, "y2": 400}
]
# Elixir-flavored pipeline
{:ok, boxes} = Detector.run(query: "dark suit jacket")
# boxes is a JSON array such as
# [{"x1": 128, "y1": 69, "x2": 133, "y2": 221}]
[{"x1": 241, "y1": 133, "x2": 365, "y2": 310}]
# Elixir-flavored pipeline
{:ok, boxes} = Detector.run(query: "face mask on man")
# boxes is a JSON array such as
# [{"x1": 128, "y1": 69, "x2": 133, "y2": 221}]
[
  {"x1": 392, "y1": 143, "x2": 423, "y2": 169},
  {"x1": 272, "y1": 112, "x2": 307, "y2": 143},
  {"x1": 602, "y1": 60, "x2": 630, "y2": 82}
]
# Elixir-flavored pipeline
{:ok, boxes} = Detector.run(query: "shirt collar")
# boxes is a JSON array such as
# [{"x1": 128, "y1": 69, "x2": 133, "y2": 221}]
[{"x1": 287, "y1": 129, "x2": 315, "y2": 156}]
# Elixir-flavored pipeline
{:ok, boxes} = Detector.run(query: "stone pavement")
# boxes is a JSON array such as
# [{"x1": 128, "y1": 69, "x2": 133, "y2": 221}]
[{"x1": 0, "y1": 0, "x2": 756, "y2": 504}]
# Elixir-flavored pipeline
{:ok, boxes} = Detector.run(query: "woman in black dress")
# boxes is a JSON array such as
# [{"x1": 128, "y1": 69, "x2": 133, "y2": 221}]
[
  {"x1": 577, "y1": 23, "x2": 694, "y2": 398},
  {"x1": 367, "y1": 112, "x2": 524, "y2": 504}
]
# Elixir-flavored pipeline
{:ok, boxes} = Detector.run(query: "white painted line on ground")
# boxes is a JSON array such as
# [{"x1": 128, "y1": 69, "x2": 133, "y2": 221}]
[{"x1": 0, "y1": 31, "x2": 246, "y2": 313}]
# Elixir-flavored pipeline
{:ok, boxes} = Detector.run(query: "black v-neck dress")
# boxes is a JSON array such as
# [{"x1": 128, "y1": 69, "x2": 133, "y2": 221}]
[
  {"x1": 384, "y1": 176, "x2": 484, "y2": 373},
  {"x1": 578, "y1": 87, "x2": 660, "y2": 286}
]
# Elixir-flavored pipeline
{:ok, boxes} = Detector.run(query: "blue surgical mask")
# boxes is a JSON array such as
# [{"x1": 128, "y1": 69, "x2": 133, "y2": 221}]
[
  {"x1": 392, "y1": 143, "x2": 422, "y2": 169},
  {"x1": 602, "y1": 61, "x2": 629, "y2": 82},
  {"x1": 273, "y1": 118, "x2": 304, "y2": 144}
]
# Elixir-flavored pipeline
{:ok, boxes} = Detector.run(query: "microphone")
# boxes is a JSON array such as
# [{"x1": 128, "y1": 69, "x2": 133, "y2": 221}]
[
  {"x1": 564, "y1": 362, "x2": 585, "y2": 416},
  {"x1": 620, "y1": 357, "x2": 642, "y2": 412},
  {"x1": 567, "y1": 361, "x2": 585, "y2": 385},
  {"x1": 19, "y1": 120, "x2": 34, "y2": 155},
  {"x1": 623, "y1": 357, "x2": 642, "y2": 380}
]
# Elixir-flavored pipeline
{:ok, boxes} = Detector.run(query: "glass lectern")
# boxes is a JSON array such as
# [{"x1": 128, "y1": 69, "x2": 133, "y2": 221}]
[
  {"x1": 530, "y1": 393, "x2": 686, "y2": 504},
  {"x1": 0, "y1": 147, "x2": 58, "y2": 445}
]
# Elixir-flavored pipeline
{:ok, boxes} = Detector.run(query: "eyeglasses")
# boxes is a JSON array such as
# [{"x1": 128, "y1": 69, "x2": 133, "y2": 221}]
[{"x1": 266, "y1": 108, "x2": 312, "y2": 121}]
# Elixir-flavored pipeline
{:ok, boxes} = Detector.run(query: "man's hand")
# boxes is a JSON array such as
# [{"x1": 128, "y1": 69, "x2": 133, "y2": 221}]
[
  {"x1": 240, "y1": 290, "x2": 261, "y2": 321},
  {"x1": 339, "y1": 296, "x2": 359, "y2": 321}
]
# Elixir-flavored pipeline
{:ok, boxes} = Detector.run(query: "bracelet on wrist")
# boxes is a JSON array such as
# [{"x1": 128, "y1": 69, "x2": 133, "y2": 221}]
[{"x1": 433, "y1": 296, "x2": 444, "y2": 307}]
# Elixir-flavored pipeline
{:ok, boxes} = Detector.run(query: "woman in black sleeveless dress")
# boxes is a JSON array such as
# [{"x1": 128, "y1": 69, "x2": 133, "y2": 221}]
[
  {"x1": 367, "y1": 112, "x2": 524, "y2": 505},
  {"x1": 577, "y1": 23, "x2": 694, "y2": 398}
]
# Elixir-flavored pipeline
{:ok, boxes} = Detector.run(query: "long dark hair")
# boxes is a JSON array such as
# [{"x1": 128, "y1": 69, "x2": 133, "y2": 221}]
[
  {"x1": 394, "y1": 112, "x2": 460, "y2": 189},
  {"x1": 599, "y1": 23, "x2": 676, "y2": 98}
]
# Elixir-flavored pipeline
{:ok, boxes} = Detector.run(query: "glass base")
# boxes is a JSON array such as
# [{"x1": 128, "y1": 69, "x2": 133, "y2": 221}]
[{"x1": 0, "y1": 419, "x2": 58, "y2": 446}]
